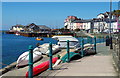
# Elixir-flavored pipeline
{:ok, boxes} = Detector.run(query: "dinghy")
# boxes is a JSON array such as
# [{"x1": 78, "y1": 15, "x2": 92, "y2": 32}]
[
  {"x1": 16, "y1": 51, "x2": 42, "y2": 67},
  {"x1": 36, "y1": 37, "x2": 43, "y2": 41},
  {"x1": 34, "y1": 43, "x2": 60, "y2": 55},
  {"x1": 25, "y1": 57, "x2": 58, "y2": 77},
  {"x1": 52, "y1": 36, "x2": 81, "y2": 49}
]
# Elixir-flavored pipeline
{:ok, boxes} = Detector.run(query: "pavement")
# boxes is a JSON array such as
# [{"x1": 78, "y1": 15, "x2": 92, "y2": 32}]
[{"x1": 39, "y1": 43, "x2": 118, "y2": 77}]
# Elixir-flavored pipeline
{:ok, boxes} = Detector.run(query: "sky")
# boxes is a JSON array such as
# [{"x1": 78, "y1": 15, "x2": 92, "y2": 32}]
[
  {"x1": 1, "y1": 0, "x2": 120, "y2": 2},
  {"x1": 2, "y1": 2, "x2": 119, "y2": 30}
]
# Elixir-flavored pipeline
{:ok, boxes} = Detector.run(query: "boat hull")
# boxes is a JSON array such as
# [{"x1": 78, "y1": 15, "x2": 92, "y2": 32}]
[
  {"x1": 26, "y1": 57, "x2": 58, "y2": 77},
  {"x1": 34, "y1": 43, "x2": 60, "y2": 55},
  {"x1": 46, "y1": 45, "x2": 60, "y2": 55},
  {"x1": 16, "y1": 51, "x2": 42, "y2": 67}
]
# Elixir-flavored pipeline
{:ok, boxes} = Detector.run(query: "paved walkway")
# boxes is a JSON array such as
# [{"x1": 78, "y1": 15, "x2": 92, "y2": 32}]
[{"x1": 40, "y1": 43, "x2": 118, "y2": 77}]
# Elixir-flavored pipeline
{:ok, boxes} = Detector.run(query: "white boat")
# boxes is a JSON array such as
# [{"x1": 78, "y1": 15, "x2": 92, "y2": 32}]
[
  {"x1": 46, "y1": 44, "x2": 60, "y2": 55},
  {"x1": 34, "y1": 43, "x2": 60, "y2": 55},
  {"x1": 16, "y1": 51, "x2": 42, "y2": 67},
  {"x1": 52, "y1": 36, "x2": 80, "y2": 49},
  {"x1": 15, "y1": 32, "x2": 20, "y2": 36}
]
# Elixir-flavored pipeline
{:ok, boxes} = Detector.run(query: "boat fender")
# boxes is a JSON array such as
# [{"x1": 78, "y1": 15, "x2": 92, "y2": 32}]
[{"x1": 53, "y1": 59, "x2": 61, "y2": 67}]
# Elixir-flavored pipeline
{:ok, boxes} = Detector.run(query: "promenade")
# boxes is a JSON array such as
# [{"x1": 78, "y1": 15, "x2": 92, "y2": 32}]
[{"x1": 39, "y1": 43, "x2": 118, "y2": 77}]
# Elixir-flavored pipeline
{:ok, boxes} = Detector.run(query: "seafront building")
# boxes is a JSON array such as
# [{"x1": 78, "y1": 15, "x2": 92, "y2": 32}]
[
  {"x1": 64, "y1": 11, "x2": 118, "y2": 33},
  {"x1": 11, "y1": 23, "x2": 51, "y2": 33}
]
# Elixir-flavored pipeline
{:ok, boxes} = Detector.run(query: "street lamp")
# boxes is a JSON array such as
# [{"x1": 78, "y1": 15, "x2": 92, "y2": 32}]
[
  {"x1": 118, "y1": 1, "x2": 120, "y2": 32},
  {"x1": 109, "y1": 0, "x2": 113, "y2": 49}
]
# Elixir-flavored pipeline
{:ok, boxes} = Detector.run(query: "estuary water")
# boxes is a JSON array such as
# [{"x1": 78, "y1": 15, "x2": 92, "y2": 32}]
[{"x1": 2, "y1": 34, "x2": 58, "y2": 69}]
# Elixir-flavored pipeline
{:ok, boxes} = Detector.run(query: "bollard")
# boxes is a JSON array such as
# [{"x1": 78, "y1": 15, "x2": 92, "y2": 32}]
[
  {"x1": 81, "y1": 38, "x2": 84, "y2": 57},
  {"x1": 49, "y1": 42, "x2": 53, "y2": 70},
  {"x1": 106, "y1": 35, "x2": 109, "y2": 46},
  {"x1": 94, "y1": 37, "x2": 97, "y2": 54},
  {"x1": 29, "y1": 45, "x2": 33, "y2": 78},
  {"x1": 67, "y1": 40, "x2": 70, "y2": 63},
  {"x1": 110, "y1": 36, "x2": 113, "y2": 49}
]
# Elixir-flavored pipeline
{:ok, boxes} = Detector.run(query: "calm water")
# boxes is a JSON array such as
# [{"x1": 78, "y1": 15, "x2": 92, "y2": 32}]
[
  {"x1": 1, "y1": 34, "x2": 104, "y2": 69},
  {"x1": 2, "y1": 34, "x2": 58, "y2": 69}
]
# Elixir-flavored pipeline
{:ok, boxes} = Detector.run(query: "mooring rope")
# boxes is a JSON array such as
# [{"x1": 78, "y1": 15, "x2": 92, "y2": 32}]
[{"x1": 0, "y1": 62, "x2": 8, "y2": 66}]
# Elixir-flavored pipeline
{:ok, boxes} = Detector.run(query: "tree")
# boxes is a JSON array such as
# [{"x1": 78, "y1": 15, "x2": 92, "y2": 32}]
[
  {"x1": 113, "y1": 10, "x2": 120, "y2": 16},
  {"x1": 74, "y1": 28, "x2": 80, "y2": 31}
]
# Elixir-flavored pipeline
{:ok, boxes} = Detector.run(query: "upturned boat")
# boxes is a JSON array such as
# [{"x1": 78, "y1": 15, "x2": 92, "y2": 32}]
[
  {"x1": 16, "y1": 51, "x2": 42, "y2": 68},
  {"x1": 52, "y1": 36, "x2": 81, "y2": 49},
  {"x1": 25, "y1": 57, "x2": 58, "y2": 77},
  {"x1": 34, "y1": 43, "x2": 60, "y2": 55}
]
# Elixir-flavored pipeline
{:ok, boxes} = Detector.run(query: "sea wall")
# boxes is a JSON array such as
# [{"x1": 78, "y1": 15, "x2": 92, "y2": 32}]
[{"x1": 0, "y1": 62, "x2": 17, "y2": 76}]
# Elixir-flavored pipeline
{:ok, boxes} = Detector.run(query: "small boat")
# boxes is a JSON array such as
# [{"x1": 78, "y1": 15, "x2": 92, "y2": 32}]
[
  {"x1": 52, "y1": 36, "x2": 80, "y2": 49},
  {"x1": 34, "y1": 43, "x2": 60, "y2": 55},
  {"x1": 15, "y1": 32, "x2": 20, "y2": 36},
  {"x1": 25, "y1": 57, "x2": 58, "y2": 77},
  {"x1": 36, "y1": 37, "x2": 43, "y2": 41},
  {"x1": 16, "y1": 51, "x2": 42, "y2": 67}
]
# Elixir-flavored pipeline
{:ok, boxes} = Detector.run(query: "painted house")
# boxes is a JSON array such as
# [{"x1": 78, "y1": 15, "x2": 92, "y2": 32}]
[
  {"x1": 93, "y1": 18, "x2": 117, "y2": 33},
  {"x1": 11, "y1": 24, "x2": 24, "y2": 32},
  {"x1": 11, "y1": 23, "x2": 51, "y2": 33},
  {"x1": 64, "y1": 16, "x2": 92, "y2": 32},
  {"x1": 64, "y1": 16, "x2": 79, "y2": 30},
  {"x1": 25, "y1": 23, "x2": 40, "y2": 32},
  {"x1": 72, "y1": 20, "x2": 92, "y2": 31}
]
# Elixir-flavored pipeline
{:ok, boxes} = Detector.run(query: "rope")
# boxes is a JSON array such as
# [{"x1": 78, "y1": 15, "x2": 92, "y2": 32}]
[{"x1": 0, "y1": 62, "x2": 8, "y2": 66}]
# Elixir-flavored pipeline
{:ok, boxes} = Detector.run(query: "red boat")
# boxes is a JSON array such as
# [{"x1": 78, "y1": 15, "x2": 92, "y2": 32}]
[{"x1": 26, "y1": 57, "x2": 58, "y2": 77}]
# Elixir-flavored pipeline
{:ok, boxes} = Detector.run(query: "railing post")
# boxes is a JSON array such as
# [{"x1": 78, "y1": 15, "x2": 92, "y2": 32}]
[
  {"x1": 87, "y1": 36, "x2": 90, "y2": 43},
  {"x1": 67, "y1": 40, "x2": 70, "y2": 63},
  {"x1": 94, "y1": 37, "x2": 97, "y2": 54},
  {"x1": 29, "y1": 45, "x2": 33, "y2": 78},
  {"x1": 49, "y1": 42, "x2": 53, "y2": 70},
  {"x1": 81, "y1": 38, "x2": 84, "y2": 57},
  {"x1": 90, "y1": 37, "x2": 92, "y2": 44}
]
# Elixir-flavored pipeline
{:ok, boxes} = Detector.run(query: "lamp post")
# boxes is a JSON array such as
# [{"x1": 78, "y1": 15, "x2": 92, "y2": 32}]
[
  {"x1": 109, "y1": 0, "x2": 113, "y2": 49},
  {"x1": 118, "y1": 1, "x2": 120, "y2": 32}
]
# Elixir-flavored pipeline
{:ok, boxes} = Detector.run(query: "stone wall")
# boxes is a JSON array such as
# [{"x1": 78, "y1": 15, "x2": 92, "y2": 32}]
[{"x1": 112, "y1": 33, "x2": 120, "y2": 78}]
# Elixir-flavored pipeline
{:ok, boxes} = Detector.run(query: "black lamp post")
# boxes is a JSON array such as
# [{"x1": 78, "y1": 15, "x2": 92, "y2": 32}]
[{"x1": 109, "y1": 0, "x2": 113, "y2": 49}]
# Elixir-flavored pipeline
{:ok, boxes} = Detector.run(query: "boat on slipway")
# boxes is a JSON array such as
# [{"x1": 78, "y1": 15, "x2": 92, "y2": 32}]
[
  {"x1": 16, "y1": 43, "x2": 60, "y2": 67},
  {"x1": 16, "y1": 51, "x2": 42, "y2": 67},
  {"x1": 25, "y1": 57, "x2": 58, "y2": 77},
  {"x1": 52, "y1": 36, "x2": 81, "y2": 49},
  {"x1": 34, "y1": 43, "x2": 60, "y2": 55}
]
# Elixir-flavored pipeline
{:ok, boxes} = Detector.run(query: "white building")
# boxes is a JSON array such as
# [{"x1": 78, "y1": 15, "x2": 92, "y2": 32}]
[
  {"x1": 93, "y1": 18, "x2": 117, "y2": 33},
  {"x1": 64, "y1": 13, "x2": 118, "y2": 33},
  {"x1": 64, "y1": 16, "x2": 92, "y2": 32},
  {"x1": 97, "y1": 12, "x2": 116, "y2": 19},
  {"x1": 11, "y1": 25, "x2": 24, "y2": 32}
]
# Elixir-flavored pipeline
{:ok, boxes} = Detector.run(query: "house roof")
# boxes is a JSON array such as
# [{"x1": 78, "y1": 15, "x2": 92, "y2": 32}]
[
  {"x1": 93, "y1": 18, "x2": 117, "y2": 23},
  {"x1": 38, "y1": 25, "x2": 51, "y2": 29},
  {"x1": 72, "y1": 19, "x2": 92, "y2": 23}
]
